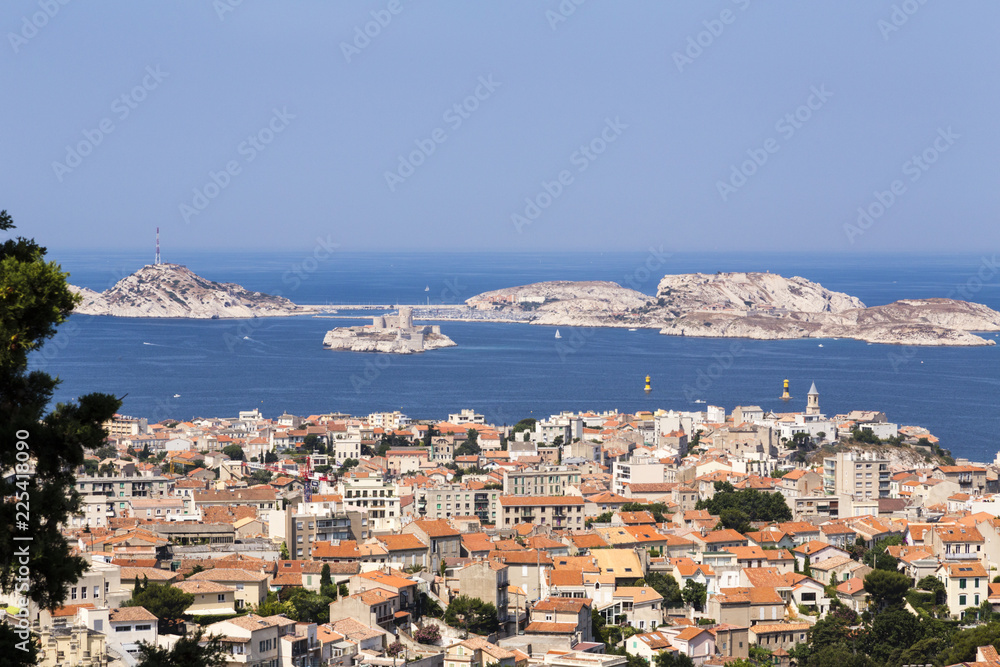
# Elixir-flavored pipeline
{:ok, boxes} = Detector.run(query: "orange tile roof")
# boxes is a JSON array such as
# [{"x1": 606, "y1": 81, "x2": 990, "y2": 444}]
[
  {"x1": 534, "y1": 597, "x2": 591, "y2": 612},
  {"x1": 408, "y1": 519, "x2": 460, "y2": 538},
  {"x1": 751, "y1": 623, "x2": 810, "y2": 635},
  {"x1": 378, "y1": 534, "x2": 427, "y2": 551},
  {"x1": 715, "y1": 586, "x2": 783, "y2": 605},
  {"x1": 312, "y1": 540, "x2": 361, "y2": 560},
  {"x1": 524, "y1": 622, "x2": 578, "y2": 634}
]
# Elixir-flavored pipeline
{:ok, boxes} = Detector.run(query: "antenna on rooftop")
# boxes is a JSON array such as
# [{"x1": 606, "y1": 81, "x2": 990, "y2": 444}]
[{"x1": 155, "y1": 227, "x2": 161, "y2": 265}]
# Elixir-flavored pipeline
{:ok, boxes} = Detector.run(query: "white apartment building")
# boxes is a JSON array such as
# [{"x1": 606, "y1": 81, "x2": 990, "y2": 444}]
[
  {"x1": 336, "y1": 473, "x2": 400, "y2": 533},
  {"x1": 536, "y1": 412, "x2": 584, "y2": 444},
  {"x1": 419, "y1": 484, "x2": 501, "y2": 523},
  {"x1": 448, "y1": 409, "x2": 485, "y2": 425},
  {"x1": 613, "y1": 455, "x2": 666, "y2": 495},
  {"x1": 332, "y1": 436, "x2": 362, "y2": 464}
]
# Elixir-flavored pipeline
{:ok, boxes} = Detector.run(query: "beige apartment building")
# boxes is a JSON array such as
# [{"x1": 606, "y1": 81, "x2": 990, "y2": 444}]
[
  {"x1": 504, "y1": 466, "x2": 582, "y2": 495},
  {"x1": 499, "y1": 495, "x2": 586, "y2": 528},
  {"x1": 823, "y1": 451, "x2": 889, "y2": 500}
]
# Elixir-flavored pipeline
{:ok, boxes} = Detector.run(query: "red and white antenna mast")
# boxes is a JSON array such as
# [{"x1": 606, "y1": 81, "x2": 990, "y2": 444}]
[{"x1": 155, "y1": 227, "x2": 161, "y2": 265}]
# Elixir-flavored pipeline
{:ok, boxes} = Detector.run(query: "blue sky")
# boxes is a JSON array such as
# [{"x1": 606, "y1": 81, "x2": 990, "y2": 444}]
[{"x1": 3, "y1": 1, "x2": 999, "y2": 253}]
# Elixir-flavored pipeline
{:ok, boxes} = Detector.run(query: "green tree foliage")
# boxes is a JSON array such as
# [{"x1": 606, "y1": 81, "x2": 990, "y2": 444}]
[
  {"x1": 302, "y1": 434, "x2": 321, "y2": 453},
  {"x1": 695, "y1": 482, "x2": 792, "y2": 524},
  {"x1": 339, "y1": 458, "x2": 359, "y2": 472},
  {"x1": 654, "y1": 651, "x2": 694, "y2": 667},
  {"x1": 717, "y1": 508, "x2": 752, "y2": 534},
  {"x1": 592, "y1": 609, "x2": 623, "y2": 648},
  {"x1": 286, "y1": 588, "x2": 332, "y2": 623},
  {"x1": 512, "y1": 418, "x2": 536, "y2": 433},
  {"x1": 280, "y1": 542, "x2": 290, "y2": 560},
  {"x1": 800, "y1": 643, "x2": 875, "y2": 667},
  {"x1": 863, "y1": 570, "x2": 910, "y2": 610},
  {"x1": 320, "y1": 564, "x2": 332, "y2": 586},
  {"x1": 251, "y1": 469, "x2": 273, "y2": 484},
  {"x1": 443, "y1": 595, "x2": 500, "y2": 635},
  {"x1": 376, "y1": 432, "x2": 411, "y2": 457},
  {"x1": 124, "y1": 583, "x2": 195, "y2": 633},
  {"x1": 0, "y1": 211, "x2": 122, "y2": 664},
  {"x1": 455, "y1": 429, "x2": 481, "y2": 457},
  {"x1": 264, "y1": 450, "x2": 278, "y2": 463},
  {"x1": 0, "y1": 623, "x2": 38, "y2": 665},
  {"x1": 862, "y1": 535, "x2": 902, "y2": 571},
  {"x1": 861, "y1": 606, "x2": 922, "y2": 663},
  {"x1": 222, "y1": 443, "x2": 245, "y2": 461},
  {"x1": 851, "y1": 428, "x2": 881, "y2": 444},
  {"x1": 135, "y1": 628, "x2": 227, "y2": 667},
  {"x1": 95, "y1": 444, "x2": 117, "y2": 459},
  {"x1": 592, "y1": 609, "x2": 607, "y2": 645},
  {"x1": 688, "y1": 430, "x2": 702, "y2": 450},
  {"x1": 897, "y1": 636, "x2": 948, "y2": 667},
  {"x1": 642, "y1": 571, "x2": 684, "y2": 608},
  {"x1": 620, "y1": 502, "x2": 670, "y2": 523},
  {"x1": 420, "y1": 592, "x2": 443, "y2": 618},
  {"x1": 916, "y1": 575, "x2": 947, "y2": 605},
  {"x1": 938, "y1": 622, "x2": 1000, "y2": 665},
  {"x1": 586, "y1": 511, "x2": 614, "y2": 528},
  {"x1": 682, "y1": 580, "x2": 707, "y2": 611},
  {"x1": 607, "y1": 649, "x2": 648, "y2": 667},
  {"x1": 255, "y1": 591, "x2": 295, "y2": 617},
  {"x1": 805, "y1": 613, "x2": 853, "y2": 653}
]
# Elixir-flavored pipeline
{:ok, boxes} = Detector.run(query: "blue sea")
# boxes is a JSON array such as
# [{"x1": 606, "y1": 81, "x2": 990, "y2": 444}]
[{"x1": 29, "y1": 251, "x2": 1000, "y2": 462}]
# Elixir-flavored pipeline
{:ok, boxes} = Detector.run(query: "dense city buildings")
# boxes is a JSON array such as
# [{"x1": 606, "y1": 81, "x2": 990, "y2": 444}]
[{"x1": 7, "y1": 389, "x2": 1000, "y2": 667}]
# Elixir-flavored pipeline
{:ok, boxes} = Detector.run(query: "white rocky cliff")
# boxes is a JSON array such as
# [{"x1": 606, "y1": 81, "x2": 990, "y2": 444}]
[
  {"x1": 70, "y1": 263, "x2": 315, "y2": 318},
  {"x1": 463, "y1": 272, "x2": 1000, "y2": 346}
]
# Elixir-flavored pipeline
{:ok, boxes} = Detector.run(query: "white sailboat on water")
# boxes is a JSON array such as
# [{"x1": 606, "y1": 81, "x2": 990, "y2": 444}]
[{"x1": 554, "y1": 329, "x2": 562, "y2": 339}]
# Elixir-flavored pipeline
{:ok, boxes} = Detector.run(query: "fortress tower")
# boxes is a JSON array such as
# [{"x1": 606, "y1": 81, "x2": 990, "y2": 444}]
[
  {"x1": 398, "y1": 306, "x2": 413, "y2": 330},
  {"x1": 806, "y1": 382, "x2": 820, "y2": 416}
]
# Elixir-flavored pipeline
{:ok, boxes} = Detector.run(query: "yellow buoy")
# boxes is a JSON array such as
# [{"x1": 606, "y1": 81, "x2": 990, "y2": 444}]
[
  {"x1": 781, "y1": 378, "x2": 791, "y2": 401},
  {"x1": 644, "y1": 375, "x2": 651, "y2": 393}
]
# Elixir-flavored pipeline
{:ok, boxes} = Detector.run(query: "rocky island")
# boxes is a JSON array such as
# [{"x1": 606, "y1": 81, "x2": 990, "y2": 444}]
[
  {"x1": 460, "y1": 272, "x2": 1000, "y2": 346},
  {"x1": 70, "y1": 263, "x2": 319, "y2": 318},
  {"x1": 323, "y1": 307, "x2": 456, "y2": 354}
]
